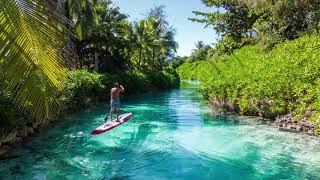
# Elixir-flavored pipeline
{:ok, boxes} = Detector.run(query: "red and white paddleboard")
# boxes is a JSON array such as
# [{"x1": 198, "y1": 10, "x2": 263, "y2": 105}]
[{"x1": 91, "y1": 113, "x2": 133, "y2": 135}]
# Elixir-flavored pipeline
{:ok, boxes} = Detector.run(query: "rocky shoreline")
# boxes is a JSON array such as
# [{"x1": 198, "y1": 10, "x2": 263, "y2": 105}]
[
  {"x1": 0, "y1": 100, "x2": 98, "y2": 157},
  {"x1": 209, "y1": 97, "x2": 319, "y2": 137},
  {"x1": 0, "y1": 117, "x2": 61, "y2": 156},
  {"x1": 273, "y1": 112, "x2": 318, "y2": 136}
]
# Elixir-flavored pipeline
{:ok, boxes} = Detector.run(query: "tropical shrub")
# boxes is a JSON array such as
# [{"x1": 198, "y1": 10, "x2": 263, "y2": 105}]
[
  {"x1": 60, "y1": 70, "x2": 106, "y2": 111},
  {"x1": 61, "y1": 68, "x2": 180, "y2": 110},
  {"x1": 0, "y1": 91, "x2": 26, "y2": 134},
  {"x1": 178, "y1": 34, "x2": 320, "y2": 128}
]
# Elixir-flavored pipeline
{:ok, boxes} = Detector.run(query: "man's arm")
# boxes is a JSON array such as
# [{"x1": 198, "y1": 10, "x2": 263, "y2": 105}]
[
  {"x1": 119, "y1": 85, "x2": 125, "y2": 92},
  {"x1": 110, "y1": 89, "x2": 114, "y2": 99}
]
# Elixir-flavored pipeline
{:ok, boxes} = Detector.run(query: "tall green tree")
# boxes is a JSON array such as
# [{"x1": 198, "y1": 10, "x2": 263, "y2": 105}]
[
  {"x1": 192, "y1": 0, "x2": 320, "y2": 53},
  {"x1": 189, "y1": 41, "x2": 211, "y2": 62},
  {"x1": 130, "y1": 17, "x2": 177, "y2": 71},
  {"x1": 88, "y1": 1, "x2": 129, "y2": 72},
  {"x1": 147, "y1": 18, "x2": 177, "y2": 69},
  {"x1": 190, "y1": 0, "x2": 259, "y2": 54},
  {"x1": 61, "y1": 0, "x2": 98, "y2": 70},
  {"x1": 194, "y1": 41, "x2": 205, "y2": 50},
  {"x1": 62, "y1": 0, "x2": 97, "y2": 40},
  {"x1": 0, "y1": 0, "x2": 75, "y2": 121},
  {"x1": 251, "y1": 0, "x2": 320, "y2": 46},
  {"x1": 131, "y1": 19, "x2": 154, "y2": 70}
]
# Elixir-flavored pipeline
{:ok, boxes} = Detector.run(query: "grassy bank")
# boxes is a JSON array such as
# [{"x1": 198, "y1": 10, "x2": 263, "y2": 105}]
[{"x1": 177, "y1": 34, "x2": 320, "y2": 134}]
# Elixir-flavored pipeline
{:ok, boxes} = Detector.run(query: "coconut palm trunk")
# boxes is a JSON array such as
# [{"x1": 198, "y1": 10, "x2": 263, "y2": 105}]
[
  {"x1": 138, "y1": 47, "x2": 142, "y2": 70},
  {"x1": 94, "y1": 50, "x2": 99, "y2": 72}
]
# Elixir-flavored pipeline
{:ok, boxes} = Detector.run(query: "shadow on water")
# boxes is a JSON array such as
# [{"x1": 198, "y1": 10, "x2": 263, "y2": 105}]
[
  {"x1": 108, "y1": 175, "x2": 130, "y2": 180},
  {"x1": 129, "y1": 123, "x2": 155, "y2": 146}
]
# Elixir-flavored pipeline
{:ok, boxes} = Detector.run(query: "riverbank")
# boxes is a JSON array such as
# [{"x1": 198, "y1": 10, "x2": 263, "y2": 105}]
[
  {"x1": 177, "y1": 34, "x2": 320, "y2": 136},
  {"x1": 208, "y1": 97, "x2": 318, "y2": 136},
  {"x1": 0, "y1": 69, "x2": 180, "y2": 156}
]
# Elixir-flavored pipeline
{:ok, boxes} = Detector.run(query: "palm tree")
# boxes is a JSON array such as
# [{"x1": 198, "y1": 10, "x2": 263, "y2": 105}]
[
  {"x1": 0, "y1": 0, "x2": 75, "y2": 121},
  {"x1": 132, "y1": 19, "x2": 154, "y2": 70},
  {"x1": 67, "y1": 0, "x2": 129, "y2": 72},
  {"x1": 62, "y1": 0, "x2": 96, "y2": 40},
  {"x1": 129, "y1": 17, "x2": 177, "y2": 70},
  {"x1": 146, "y1": 18, "x2": 177, "y2": 69},
  {"x1": 194, "y1": 41, "x2": 205, "y2": 50},
  {"x1": 91, "y1": 1, "x2": 129, "y2": 72},
  {"x1": 60, "y1": 0, "x2": 97, "y2": 70}
]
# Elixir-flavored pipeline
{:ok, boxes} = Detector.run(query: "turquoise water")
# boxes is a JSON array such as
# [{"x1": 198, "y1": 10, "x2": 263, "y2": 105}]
[{"x1": 1, "y1": 81, "x2": 320, "y2": 179}]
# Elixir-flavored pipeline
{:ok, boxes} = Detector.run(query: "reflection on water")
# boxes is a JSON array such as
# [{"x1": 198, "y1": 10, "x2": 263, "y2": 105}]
[{"x1": 1, "y1": 81, "x2": 320, "y2": 179}]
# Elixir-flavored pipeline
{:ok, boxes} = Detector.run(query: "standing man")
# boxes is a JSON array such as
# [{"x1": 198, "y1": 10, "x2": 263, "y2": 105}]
[{"x1": 109, "y1": 82, "x2": 124, "y2": 122}]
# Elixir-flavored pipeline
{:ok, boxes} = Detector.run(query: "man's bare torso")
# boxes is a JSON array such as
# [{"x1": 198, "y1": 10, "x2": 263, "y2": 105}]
[{"x1": 111, "y1": 88, "x2": 120, "y2": 101}]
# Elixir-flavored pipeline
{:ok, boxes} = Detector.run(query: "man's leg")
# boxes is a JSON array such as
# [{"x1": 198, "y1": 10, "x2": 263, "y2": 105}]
[
  {"x1": 110, "y1": 108, "x2": 113, "y2": 122},
  {"x1": 116, "y1": 109, "x2": 120, "y2": 122}
]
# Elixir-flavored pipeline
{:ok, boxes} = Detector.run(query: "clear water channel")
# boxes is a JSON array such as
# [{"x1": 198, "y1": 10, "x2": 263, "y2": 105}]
[{"x1": 1, "y1": 81, "x2": 320, "y2": 180}]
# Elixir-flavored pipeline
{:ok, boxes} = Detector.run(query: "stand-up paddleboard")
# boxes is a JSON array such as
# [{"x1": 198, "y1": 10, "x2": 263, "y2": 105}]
[{"x1": 91, "y1": 113, "x2": 133, "y2": 135}]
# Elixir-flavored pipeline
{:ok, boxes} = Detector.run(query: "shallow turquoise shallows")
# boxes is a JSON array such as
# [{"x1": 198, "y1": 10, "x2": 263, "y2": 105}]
[{"x1": 1, "y1": 81, "x2": 320, "y2": 180}]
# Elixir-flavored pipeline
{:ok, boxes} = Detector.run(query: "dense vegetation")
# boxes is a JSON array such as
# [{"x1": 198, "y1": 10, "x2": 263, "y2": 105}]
[
  {"x1": 61, "y1": 69, "x2": 179, "y2": 112},
  {"x1": 190, "y1": 0, "x2": 320, "y2": 55},
  {"x1": 0, "y1": 0, "x2": 179, "y2": 140},
  {"x1": 178, "y1": 0, "x2": 320, "y2": 134},
  {"x1": 179, "y1": 35, "x2": 320, "y2": 126}
]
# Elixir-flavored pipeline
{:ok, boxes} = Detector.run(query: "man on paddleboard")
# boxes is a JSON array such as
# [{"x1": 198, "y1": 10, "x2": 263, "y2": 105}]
[{"x1": 109, "y1": 82, "x2": 124, "y2": 122}]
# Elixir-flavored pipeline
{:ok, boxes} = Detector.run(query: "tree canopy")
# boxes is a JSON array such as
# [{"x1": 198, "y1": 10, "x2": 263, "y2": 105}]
[{"x1": 191, "y1": 0, "x2": 320, "y2": 54}]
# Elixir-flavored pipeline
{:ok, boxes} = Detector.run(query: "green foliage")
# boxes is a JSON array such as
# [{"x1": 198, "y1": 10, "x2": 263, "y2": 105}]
[
  {"x1": 192, "y1": 0, "x2": 320, "y2": 55},
  {"x1": 190, "y1": 0, "x2": 259, "y2": 54},
  {"x1": 67, "y1": 2, "x2": 178, "y2": 72},
  {"x1": 61, "y1": 68, "x2": 180, "y2": 110},
  {"x1": 0, "y1": 0, "x2": 74, "y2": 121},
  {"x1": 188, "y1": 42, "x2": 211, "y2": 62},
  {"x1": 251, "y1": 0, "x2": 320, "y2": 44},
  {"x1": 129, "y1": 17, "x2": 177, "y2": 71},
  {"x1": 60, "y1": 70, "x2": 106, "y2": 110},
  {"x1": 147, "y1": 68, "x2": 180, "y2": 89},
  {"x1": 0, "y1": 91, "x2": 26, "y2": 134},
  {"x1": 70, "y1": 0, "x2": 131, "y2": 72},
  {"x1": 178, "y1": 34, "x2": 320, "y2": 125},
  {"x1": 167, "y1": 56, "x2": 187, "y2": 68}
]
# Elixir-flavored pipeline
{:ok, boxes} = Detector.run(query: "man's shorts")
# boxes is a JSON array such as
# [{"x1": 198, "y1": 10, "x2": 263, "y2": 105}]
[{"x1": 110, "y1": 100, "x2": 120, "y2": 110}]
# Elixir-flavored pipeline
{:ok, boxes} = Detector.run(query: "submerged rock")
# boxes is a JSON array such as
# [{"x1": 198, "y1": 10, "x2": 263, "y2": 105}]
[
  {"x1": 279, "y1": 127, "x2": 298, "y2": 133},
  {"x1": 10, "y1": 137, "x2": 22, "y2": 145},
  {"x1": 297, "y1": 126, "x2": 303, "y2": 132},
  {"x1": 0, "y1": 146, "x2": 10, "y2": 156},
  {"x1": 0, "y1": 131, "x2": 17, "y2": 145},
  {"x1": 290, "y1": 124, "x2": 297, "y2": 129},
  {"x1": 307, "y1": 130, "x2": 314, "y2": 136},
  {"x1": 17, "y1": 127, "x2": 29, "y2": 138},
  {"x1": 273, "y1": 113, "x2": 318, "y2": 136},
  {"x1": 27, "y1": 127, "x2": 34, "y2": 135}
]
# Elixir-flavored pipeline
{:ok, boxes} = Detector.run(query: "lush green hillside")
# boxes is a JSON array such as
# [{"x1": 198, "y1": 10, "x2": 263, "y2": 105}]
[{"x1": 178, "y1": 34, "x2": 320, "y2": 134}]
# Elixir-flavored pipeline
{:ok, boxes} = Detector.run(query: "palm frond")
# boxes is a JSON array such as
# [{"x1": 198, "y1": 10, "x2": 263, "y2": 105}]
[{"x1": 0, "y1": 0, "x2": 76, "y2": 122}]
